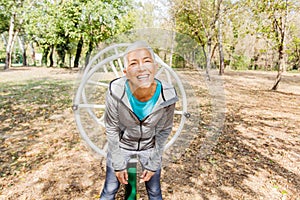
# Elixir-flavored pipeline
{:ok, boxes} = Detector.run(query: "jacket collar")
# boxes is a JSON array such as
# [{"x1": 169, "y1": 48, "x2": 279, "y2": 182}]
[{"x1": 109, "y1": 76, "x2": 178, "y2": 111}]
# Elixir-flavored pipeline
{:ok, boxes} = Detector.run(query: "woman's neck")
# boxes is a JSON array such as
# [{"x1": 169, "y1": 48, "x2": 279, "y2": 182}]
[{"x1": 130, "y1": 82, "x2": 157, "y2": 102}]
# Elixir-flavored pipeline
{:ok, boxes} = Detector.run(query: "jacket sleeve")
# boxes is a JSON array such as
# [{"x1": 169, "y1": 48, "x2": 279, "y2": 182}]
[
  {"x1": 144, "y1": 103, "x2": 176, "y2": 171},
  {"x1": 104, "y1": 90, "x2": 126, "y2": 171}
]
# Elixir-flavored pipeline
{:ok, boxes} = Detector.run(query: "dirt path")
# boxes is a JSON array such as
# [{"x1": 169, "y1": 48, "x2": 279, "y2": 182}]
[{"x1": 0, "y1": 67, "x2": 299, "y2": 200}]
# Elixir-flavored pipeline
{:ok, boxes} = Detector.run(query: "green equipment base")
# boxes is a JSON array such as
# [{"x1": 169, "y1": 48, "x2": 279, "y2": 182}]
[{"x1": 125, "y1": 159, "x2": 138, "y2": 200}]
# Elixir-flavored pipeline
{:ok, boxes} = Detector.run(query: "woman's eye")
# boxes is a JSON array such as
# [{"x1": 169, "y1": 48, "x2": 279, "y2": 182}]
[{"x1": 129, "y1": 63, "x2": 137, "y2": 67}]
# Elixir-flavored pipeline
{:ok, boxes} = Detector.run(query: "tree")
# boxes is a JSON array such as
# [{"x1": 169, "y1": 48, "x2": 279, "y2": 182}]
[
  {"x1": 171, "y1": 0, "x2": 232, "y2": 77},
  {"x1": 2, "y1": 0, "x2": 36, "y2": 70},
  {"x1": 18, "y1": 35, "x2": 27, "y2": 66},
  {"x1": 246, "y1": 0, "x2": 292, "y2": 90},
  {"x1": 25, "y1": 1, "x2": 55, "y2": 66},
  {"x1": 81, "y1": 0, "x2": 133, "y2": 67},
  {"x1": 24, "y1": 0, "x2": 134, "y2": 68}
]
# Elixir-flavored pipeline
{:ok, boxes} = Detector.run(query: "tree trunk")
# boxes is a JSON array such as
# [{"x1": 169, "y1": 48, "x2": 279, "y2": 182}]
[
  {"x1": 217, "y1": 20, "x2": 224, "y2": 75},
  {"x1": 271, "y1": 47, "x2": 284, "y2": 90},
  {"x1": 56, "y1": 44, "x2": 66, "y2": 67},
  {"x1": 85, "y1": 41, "x2": 93, "y2": 67},
  {"x1": 206, "y1": 37, "x2": 212, "y2": 81},
  {"x1": 29, "y1": 42, "x2": 36, "y2": 66},
  {"x1": 68, "y1": 53, "x2": 72, "y2": 68},
  {"x1": 271, "y1": 0, "x2": 288, "y2": 90},
  {"x1": 5, "y1": 14, "x2": 17, "y2": 70},
  {"x1": 201, "y1": 44, "x2": 206, "y2": 69},
  {"x1": 18, "y1": 36, "x2": 27, "y2": 66},
  {"x1": 271, "y1": 69, "x2": 282, "y2": 90},
  {"x1": 42, "y1": 46, "x2": 50, "y2": 66},
  {"x1": 49, "y1": 45, "x2": 54, "y2": 67},
  {"x1": 22, "y1": 49, "x2": 27, "y2": 66},
  {"x1": 74, "y1": 36, "x2": 83, "y2": 68}
]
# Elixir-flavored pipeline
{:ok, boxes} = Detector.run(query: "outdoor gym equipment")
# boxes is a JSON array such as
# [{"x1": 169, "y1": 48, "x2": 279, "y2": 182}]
[{"x1": 73, "y1": 43, "x2": 190, "y2": 199}]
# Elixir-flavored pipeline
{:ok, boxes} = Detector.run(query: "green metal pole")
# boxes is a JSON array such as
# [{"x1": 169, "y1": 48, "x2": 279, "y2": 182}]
[{"x1": 125, "y1": 158, "x2": 138, "y2": 200}]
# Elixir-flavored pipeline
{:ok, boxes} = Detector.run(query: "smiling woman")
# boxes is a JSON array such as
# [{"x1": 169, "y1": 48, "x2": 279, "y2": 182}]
[{"x1": 99, "y1": 41, "x2": 179, "y2": 200}]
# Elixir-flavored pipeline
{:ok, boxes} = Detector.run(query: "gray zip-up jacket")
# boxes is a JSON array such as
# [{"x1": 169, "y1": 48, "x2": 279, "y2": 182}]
[{"x1": 104, "y1": 76, "x2": 178, "y2": 172}]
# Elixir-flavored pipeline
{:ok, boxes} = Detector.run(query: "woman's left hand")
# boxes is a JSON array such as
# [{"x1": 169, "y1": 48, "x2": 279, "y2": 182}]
[{"x1": 139, "y1": 170, "x2": 155, "y2": 183}]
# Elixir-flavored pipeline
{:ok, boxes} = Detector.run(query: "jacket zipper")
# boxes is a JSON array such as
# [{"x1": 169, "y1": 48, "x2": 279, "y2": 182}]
[{"x1": 137, "y1": 122, "x2": 143, "y2": 151}]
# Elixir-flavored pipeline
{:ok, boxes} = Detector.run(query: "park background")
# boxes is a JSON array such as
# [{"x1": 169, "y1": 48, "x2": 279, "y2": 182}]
[{"x1": 1, "y1": 0, "x2": 300, "y2": 199}]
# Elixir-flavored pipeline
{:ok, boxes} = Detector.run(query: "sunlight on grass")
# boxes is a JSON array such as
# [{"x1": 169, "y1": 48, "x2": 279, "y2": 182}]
[{"x1": 0, "y1": 79, "x2": 74, "y2": 134}]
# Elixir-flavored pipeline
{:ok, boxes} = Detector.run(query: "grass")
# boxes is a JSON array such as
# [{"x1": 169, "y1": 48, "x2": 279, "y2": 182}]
[{"x1": 0, "y1": 79, "x2": 74, "y2": 134}]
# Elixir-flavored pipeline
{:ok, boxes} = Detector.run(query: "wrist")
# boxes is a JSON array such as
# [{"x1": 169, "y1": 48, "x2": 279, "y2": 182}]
[{"x1": 114, "y1": 168, "x2": 126, "y2": 172}]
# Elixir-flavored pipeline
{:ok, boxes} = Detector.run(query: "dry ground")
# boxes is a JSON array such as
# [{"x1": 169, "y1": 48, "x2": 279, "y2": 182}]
[{"x1": 0, "y1": 67, "x2": 299, "y2": 200}]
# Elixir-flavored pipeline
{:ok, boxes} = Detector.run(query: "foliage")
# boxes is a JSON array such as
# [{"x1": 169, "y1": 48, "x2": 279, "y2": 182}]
[
  {"x1": 246, "y1": 0, "x2": 288, "y2": 49},
  {"x1": 170, "y1": 0, "x2": 236, "y2": 72},
  {"x1": 0, "y1": 12, "x2": 9, "y2": 33},
  {"x1": 1, "y1": 0, "x2": 300, "y2": 71},
  {"x1": 0, "y1": 0, "x2": 13, "y2": 33},
  {"x1": 20, "y1": 0, "x2": 134, "y2": 67},
  {"x1": 286, "y1": 36, "x2": 300, "y2": 70},
  {"x1": 231, "y1": 54, "x2": 251, "y2": 70},
  {"x1": 168, "y1": 0, "x2": 300, "y2": 74},
  {"x1": 0, "y1": 50, "x2": 5, "y2": 62}
]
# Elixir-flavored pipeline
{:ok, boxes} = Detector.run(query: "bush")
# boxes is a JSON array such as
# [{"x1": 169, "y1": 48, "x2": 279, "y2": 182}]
[
  {"x1": 0, "y1": 50, "x2": 5, "y2": 63},
  {"x1": 231, "y1": 54, "x2": 251, "y2": 70}
]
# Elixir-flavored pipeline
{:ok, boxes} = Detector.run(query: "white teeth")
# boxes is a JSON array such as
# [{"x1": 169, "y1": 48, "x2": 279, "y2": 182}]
[{"x1": 137, "y1": 75, "x2": 149, "y2": 79}]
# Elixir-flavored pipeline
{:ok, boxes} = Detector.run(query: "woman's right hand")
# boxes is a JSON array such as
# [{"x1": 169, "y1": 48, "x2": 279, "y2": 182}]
[{"x1": 115, "y1": 170, "x2": 128, "y2": 184}]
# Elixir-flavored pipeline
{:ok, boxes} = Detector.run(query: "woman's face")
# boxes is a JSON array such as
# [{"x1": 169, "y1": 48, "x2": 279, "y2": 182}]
[{"x1": 124, "y1": 48, "x2": 157, "y2": 91}]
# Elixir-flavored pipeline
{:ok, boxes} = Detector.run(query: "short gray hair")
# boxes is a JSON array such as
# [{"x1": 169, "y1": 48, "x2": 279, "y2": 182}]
[{"x1": 123, "y1": 41, "x2": 156, "y2": 68}]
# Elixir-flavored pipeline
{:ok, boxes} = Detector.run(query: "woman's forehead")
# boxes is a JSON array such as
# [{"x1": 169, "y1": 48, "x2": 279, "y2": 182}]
[{"x1": 127, "y1": 48, "x2": 152, "y2": 61}]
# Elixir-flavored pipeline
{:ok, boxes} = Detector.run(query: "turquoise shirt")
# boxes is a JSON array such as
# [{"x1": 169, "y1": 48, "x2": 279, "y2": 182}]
[{"x1": 125, "y1": 80, "x2": 161, "y2": 120}]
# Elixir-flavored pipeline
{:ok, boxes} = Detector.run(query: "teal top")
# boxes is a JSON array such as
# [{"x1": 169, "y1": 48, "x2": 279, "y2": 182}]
[{"x1": 125, "y1": 80, "x2": 161, "y2": 120}]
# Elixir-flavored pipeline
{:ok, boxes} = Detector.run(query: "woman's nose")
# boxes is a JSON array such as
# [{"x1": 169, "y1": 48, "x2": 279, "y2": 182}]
[{"x1": 138, "y1": 63, "x2": 147, "y2": 70}]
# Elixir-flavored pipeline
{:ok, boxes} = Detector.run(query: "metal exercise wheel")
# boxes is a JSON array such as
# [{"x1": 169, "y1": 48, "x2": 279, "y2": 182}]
[{"x1": 73, "y1": 43, "x2": 190, "y2": 157}]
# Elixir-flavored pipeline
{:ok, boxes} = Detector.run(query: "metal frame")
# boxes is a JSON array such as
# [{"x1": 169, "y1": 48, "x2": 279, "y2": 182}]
[{"x1": 73, "y1": 43, "x2": 189, "y2": 157}]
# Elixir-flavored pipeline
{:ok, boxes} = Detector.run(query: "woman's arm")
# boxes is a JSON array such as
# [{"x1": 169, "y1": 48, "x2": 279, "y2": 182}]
[
  {"x1": 144, "y1": 103, "x2": 176, "y2": 171},
  {"x1": 104, "y1": 91, "x2": 127, "y2": 171}
]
